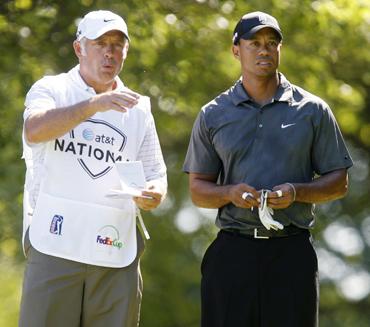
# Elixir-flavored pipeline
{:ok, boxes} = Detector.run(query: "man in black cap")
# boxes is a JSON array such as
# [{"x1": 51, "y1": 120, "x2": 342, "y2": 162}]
[{"x1": 183, "y1": 11, "x2": 352, "y2": 327}]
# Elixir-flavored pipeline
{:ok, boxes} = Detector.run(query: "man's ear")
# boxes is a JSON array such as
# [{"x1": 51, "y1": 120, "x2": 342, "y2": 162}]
[
  {"x1": 122, "y1": 41, "x2": 129, "y2": 60},
  {"x1": 73, "y1": 40, "x2": 83, "y2": 59},
  {"x1": 232, "y1": 45, "x2": 240, "y2": 60}
]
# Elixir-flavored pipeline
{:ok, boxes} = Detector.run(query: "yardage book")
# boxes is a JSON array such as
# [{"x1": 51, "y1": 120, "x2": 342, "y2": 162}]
[{"x1": 106, "y1": 161, "x2": 151, "y2": 199}]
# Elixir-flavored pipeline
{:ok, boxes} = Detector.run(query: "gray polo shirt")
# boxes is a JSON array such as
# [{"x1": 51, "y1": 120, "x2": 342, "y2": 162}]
[{"x1": 183, "y1": 73, "x2": 353, "y2": 230}]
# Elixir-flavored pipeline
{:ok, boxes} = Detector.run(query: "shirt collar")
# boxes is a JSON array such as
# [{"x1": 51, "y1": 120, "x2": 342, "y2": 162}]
[
  {"x1": 230, "y1": 77, "x2": 251, "y2": 106},
  {"x1": 68, "y1": 64, "x2": 125, "y2": 94},
  {"x1": 230, "y1": 73, "x2": 293, "y2": 106},
  {"x1": 274, "y1": 73, "x2": 293, "y2": 103}
]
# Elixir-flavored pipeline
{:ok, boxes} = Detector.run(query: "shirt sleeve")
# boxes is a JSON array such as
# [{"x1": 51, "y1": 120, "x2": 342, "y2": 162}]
[
  {"x1": 136, "y1": 111, "x2": 167, "y2": 197},
  {"x1": 183, "y1": 109, "x2": 222, "y2": 174},
  {"x1": 24, "y1": 77, "x2": 56, "y2": 121},
  {"x1": 311, "y1": 104, "x2": 353, "y2": 175}
]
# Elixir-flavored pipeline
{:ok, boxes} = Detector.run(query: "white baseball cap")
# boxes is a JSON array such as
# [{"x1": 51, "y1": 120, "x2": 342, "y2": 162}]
[{"x1": 76, "y1": 10, "x2": 130, "y2": 42}]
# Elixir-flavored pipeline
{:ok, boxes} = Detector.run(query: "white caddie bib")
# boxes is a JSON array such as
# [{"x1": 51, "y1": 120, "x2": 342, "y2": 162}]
[{"x1": 26, "y1": 94, "x2": 151, "y2": 267}]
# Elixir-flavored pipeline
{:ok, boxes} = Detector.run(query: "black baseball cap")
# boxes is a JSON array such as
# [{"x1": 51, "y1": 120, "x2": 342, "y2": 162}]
[{"x1": 233, "y1": 11, "x2": 282, "y2": 45}]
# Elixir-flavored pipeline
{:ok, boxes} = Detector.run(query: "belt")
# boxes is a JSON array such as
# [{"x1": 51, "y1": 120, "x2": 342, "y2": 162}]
[{"x1": 221, "y1": 225, "x2": 308, "y2": 239}]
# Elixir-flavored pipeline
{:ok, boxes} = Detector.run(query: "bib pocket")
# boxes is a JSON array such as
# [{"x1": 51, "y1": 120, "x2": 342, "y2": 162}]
[{"x1": 30, "y1": 192, "x2": 137, "y2": 268}]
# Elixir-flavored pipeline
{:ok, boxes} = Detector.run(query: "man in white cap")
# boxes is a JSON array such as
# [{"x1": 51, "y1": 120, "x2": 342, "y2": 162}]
[
  {"x1": 183, "y1": 11, "x2": 352, "y2": 327},
  {"x1": 19, "y1": 10, "x2": 167, "y2": 327}
]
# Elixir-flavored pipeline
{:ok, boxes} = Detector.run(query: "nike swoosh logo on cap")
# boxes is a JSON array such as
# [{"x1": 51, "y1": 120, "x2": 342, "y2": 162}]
[
  {"x1": 104, "y1": 19, "x2": 115, "y2": 22},
  {"x1": 281, "y1": 123, "x2": 296, "y2": 129}
]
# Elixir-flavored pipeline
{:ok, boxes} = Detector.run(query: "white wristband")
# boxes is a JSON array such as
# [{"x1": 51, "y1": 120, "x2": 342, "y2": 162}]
[{"x1": 285, "y1": 183, "x2": 296, "y2": 202}]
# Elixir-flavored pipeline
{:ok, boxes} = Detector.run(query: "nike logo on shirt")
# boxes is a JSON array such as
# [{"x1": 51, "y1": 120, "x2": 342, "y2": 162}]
[
  {"x1": 104, "y1": 19, "x2": 115, "y2": 22},
  {"x1": 281, "y1": 123, "x2": 296, "y2": 129}
]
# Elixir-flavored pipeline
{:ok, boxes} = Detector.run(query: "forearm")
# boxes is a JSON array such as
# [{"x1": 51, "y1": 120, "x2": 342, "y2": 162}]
[
  {"x1": 25, "y1": 88, "x2": 140, "y2": 144},
  {"x1": 189, "y1": 172, "x2": 261, "y2": 209},
  {"x1": 190, "y1": 178, "x2": 233, "y2": 208},
  {"x1": 293, "y1": 169, "x2": 349, "y2": 204},
  {"x1": 25, "y1": 98, "x2": 97, "y2": 143}
]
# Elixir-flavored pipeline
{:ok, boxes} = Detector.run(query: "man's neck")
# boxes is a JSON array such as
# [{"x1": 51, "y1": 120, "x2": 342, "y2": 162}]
[
  {"x1": 242, "y1": 73, "x2": 279, "y2": 106},
  {"x1": 78, "y1": 70, "x2": 117, "y2": 94},
  {"x1": 93, "y1": 80, "x2": 117, "y2": 94}
]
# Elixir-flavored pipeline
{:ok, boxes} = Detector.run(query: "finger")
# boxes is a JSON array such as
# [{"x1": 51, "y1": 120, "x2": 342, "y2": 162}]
[
  {"x1": 139, "y1": 192, "x2": 161, "y2": 210},
  {"x1": 240, "y1": 197, "x2": 259, "y2": 208},
  {"x1": 241, "y1": 190, "x2": 260, "y2": 203},
  {"x1": 271, "y1": 221, "x2": 284, "y2": 230},
  {"x1": 120, "y1": 87, "x2": 141, "y2": 99},
  {"x1": 267, "y1": 190, "x2": 283, "y2": 199},
  {"x1": 269, "y1": 224, "x2": 278, "y2": 231},
  {"x1": 142, "y1": 190, "x2": 161, "y2": 201},
  {"x1": 261, "y1": 221, "x2": 271, "y2": 230},
  {"x1": 111, "y1": 105, "x2": 127, "y2": 113},
  {"x1": 111, "y1": 99, "x2": 131, "y2": 110},
  {"x1": 112, "y1": 97, "x2": 138, "y2": 109},
  {"x1": 250, "y1": 189, "x2": 261, "y2": 202},
  {"x1": 267, "y1": 197, "x2": 283, "y2": 205},
  {"x1": 117, "y1": 93, "x2": 140, "y2": 105},
  {"x1": 241, "y1": 192, "x2": 253, "y2": 200},
  {"x1": 134, "y1": 198, "x2": 153, "y2": 211}
]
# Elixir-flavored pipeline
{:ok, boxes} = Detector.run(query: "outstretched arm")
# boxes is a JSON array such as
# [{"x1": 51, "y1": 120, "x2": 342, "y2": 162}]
[{"x1": 25, "y1": 88, "x2": 140, "y2": 143}]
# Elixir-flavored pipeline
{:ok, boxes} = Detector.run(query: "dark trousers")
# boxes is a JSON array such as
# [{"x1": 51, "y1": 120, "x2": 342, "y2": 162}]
[{"x1": 201, "y1": 230, "x2": 318, "y2": 327}]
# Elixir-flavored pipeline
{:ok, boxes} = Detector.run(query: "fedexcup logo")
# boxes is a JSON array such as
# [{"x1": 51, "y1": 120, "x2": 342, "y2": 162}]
[{"x1": 96, "y1": 225, "x2": 123, "y2": 250}]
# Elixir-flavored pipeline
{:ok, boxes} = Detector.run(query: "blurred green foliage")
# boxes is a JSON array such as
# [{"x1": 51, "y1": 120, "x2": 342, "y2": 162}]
[{"x1": 0, "y1": 0, "x2": 369, "y2": 326}]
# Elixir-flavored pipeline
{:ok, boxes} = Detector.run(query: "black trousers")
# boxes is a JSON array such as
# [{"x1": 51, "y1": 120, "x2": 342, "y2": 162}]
[{"x1": 201, "y1": 230, "x2": 318, "y2": 327}]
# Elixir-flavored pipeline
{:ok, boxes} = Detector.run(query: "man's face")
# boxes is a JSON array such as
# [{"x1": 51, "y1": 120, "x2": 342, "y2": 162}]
[
  {"x1": 77, "y1": 30, "x2": 129, "y2": 90},
  {"x1": 232, "y1": 28, "x2": 282, "y2": 78}
]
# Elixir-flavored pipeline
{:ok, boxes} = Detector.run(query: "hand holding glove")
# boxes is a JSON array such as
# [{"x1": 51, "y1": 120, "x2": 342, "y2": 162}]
[{"x1": 258, "y1": 190, "x2": 284, "y2": 231}]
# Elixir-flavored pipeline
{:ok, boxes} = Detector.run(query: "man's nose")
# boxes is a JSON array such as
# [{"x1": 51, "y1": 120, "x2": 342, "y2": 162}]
[
  {"x1": 104, "y1": 45, "x2": 114, "y2": 58},
  {"x1": 258, "y1": 43, "x2": 269, "y2": 55}
]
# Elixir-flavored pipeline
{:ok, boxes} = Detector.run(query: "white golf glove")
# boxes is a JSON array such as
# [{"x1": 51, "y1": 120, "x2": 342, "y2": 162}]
[{"x1": 258, "y1": 190, "x2": 284, "y2": 231}]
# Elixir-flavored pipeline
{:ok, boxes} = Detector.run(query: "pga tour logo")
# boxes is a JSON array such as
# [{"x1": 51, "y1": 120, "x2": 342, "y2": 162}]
[{"x1": 50, "y1": 215, "x2": 63, "y2": 235}]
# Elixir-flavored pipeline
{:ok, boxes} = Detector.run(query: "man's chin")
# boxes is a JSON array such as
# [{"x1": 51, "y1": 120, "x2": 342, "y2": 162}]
[
  {"x1": 99, "y1": 71, "x2": 117, "y2": 82},
  {"x1": 255, "y1": 68, "x2": 277, "y2": 78}
]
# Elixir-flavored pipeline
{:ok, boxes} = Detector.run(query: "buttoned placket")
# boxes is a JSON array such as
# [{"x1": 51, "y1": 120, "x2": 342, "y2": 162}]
[{"x1": 255, "y1": 105, "x2": 266, "y2": 138}]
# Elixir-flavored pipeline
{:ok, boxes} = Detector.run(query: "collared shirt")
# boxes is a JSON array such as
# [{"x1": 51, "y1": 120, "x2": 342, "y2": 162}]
[{"x1": 183, "y1": 73, "x2": 353, "y2": 230}]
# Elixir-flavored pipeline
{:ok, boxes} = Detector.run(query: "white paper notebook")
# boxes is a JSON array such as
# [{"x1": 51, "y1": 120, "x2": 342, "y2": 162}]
[{"x1": 106, "y1": 161, "x2": 151, "y2": 199}]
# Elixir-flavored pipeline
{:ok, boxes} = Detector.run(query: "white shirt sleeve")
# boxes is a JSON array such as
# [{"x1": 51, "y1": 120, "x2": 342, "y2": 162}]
[
  {"x1": 22, "y1": 77, "x2": 54, "y2": 210},
  {"x1": 136, "y1": 113, "x2": 167, "y2": 197},
  {"x1": 24, "y1": 76, "x2": 56, "y2": 121}
]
